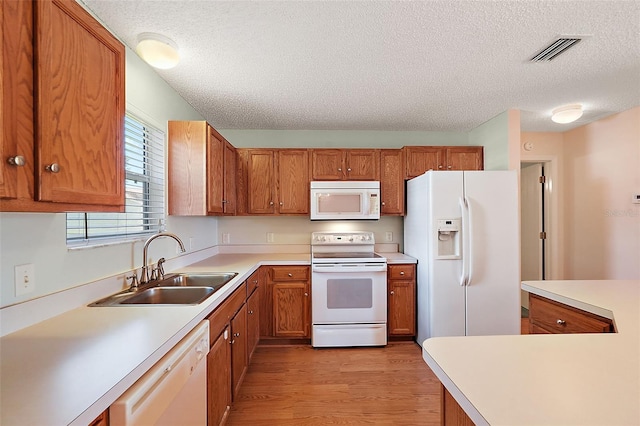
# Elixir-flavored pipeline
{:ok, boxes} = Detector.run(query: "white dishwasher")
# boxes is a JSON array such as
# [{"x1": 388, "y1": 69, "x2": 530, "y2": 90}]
[{"x1": 110, "y1": 321, "x2": 209, "y2": 426}]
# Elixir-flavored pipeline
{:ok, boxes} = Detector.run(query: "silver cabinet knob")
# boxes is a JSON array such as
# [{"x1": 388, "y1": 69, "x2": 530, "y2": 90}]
[
  {"x1": 279, "y1": 201, "x2": 283, "y2": 206},
  {"x1": 447, "y1": 165, "x2": 452, "y2": 169},
  {"x1": 556, "y1": 319, "x2": 566, "y2": 325},
  {"x1": 337, "y1": 168, "x2": 342, "y2": 172},
  {"x1": 390, "y1": 290, "x2": 395, "y2": 295},
  {"x1": 45, "y1": 163, "x2": 60, "y2": 173},
  {"x1": 287, "y1": 273, "x2": 293, "y2": 277},
  {"x1": 249, "y1": 310, "x2": 254, "y2": 315},
  {"x1": 234, "y1": 332, "x2": 240, "y2": 337},
  {"x1": 222, "y1": 200, "x2": 228, "y2": 204},
  {"x1": 438, "y1": 165, "x2": 443, "y2": 169},
  {"x1": 347, "y1": 167, "x2": 352, "y2": 172},
  {"x1": 7, "y1": 156, "x2": 25, "y2": 167},
  {"x1": 269, "y1": 201, "x2": 274, "y2": 205},
  {"x1": 304, "y1": 292, "x2": 308, "y2": 296},
  {"x1": 381, "y1": 201, "x2": 386, "y2": 206},
  {"x1": 400, "y1": 271, "x2": 405, "y2": 275}
]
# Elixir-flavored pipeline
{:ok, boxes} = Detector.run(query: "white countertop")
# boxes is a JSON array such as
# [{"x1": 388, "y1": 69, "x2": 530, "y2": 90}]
[
  {"x1": 421, "y1": 280, "x2": 640, "y2": 425},
  {"x1": 0, "y1": 253, "x2": 309, "y2": 426}
]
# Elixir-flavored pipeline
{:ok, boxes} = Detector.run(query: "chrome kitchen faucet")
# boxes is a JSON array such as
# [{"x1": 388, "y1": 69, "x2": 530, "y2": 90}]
[{"x1": 139, "y1": 232, "x2": 186, "y2": 286}]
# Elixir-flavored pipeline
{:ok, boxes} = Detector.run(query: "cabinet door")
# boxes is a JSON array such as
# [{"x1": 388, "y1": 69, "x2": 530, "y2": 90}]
[
  {"x1": 207, "y1": 327, "x2": 231, "y2": 426},
  {"x1": 388, "y1": 280, "x2": 416, "y2": 335},
  {"x1": 168, "y1": 121, "x2": 208, "y2": 215},
  {"x1": 223, "y1": 141, "x2": 236, "y2": 214},
  {"x1": 35, "y1": 0, "x2": 124, "y2": 207},
  {"x1": 207, "y1": 127, "x2": 225, "y2": 214},
  {"x1": 446, "y1": 147, "x2": 483, "y2": 171},
  {"x1": 404, "y1": 146, "x2": 445, "y2": 178},
  {"x1": 345, "y1": 149, "x2": 379, "y2": 180},
  {"x1": 380, "y1": 149, "x2": 404, "y2": 215},
  {"x1": 311, "y1": 149, "x2": 344, "y2": 180},
  {"x1": 277, "y1": 149, "x2": 309, "y2": 214},
  {"x1": 247, "y1": 289, "x2": 260, "y2": 361},
  {"x1": 247, "y1": 149, "x2": 275, "y2": 214},
  {"x1": 273, "y1": 282, "x2": 310, "y2": 337},
  {"x1": 230, "y1": 304, "x2": 248, "y2": 399}
]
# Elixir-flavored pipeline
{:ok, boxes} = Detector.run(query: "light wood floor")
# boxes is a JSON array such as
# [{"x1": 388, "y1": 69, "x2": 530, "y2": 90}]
[{"x1": 226, "y1": 342, "x2": 442, "y2": 425}]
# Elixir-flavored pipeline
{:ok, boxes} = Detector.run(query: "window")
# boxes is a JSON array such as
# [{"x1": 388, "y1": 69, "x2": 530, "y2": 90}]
[{"x1": 66, "y1": 114, "x2": 165, "y2": 246}]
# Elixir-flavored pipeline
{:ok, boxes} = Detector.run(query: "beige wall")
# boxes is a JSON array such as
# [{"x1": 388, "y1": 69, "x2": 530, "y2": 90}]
[
  {"x1": 523, "y1": 106, "x2": 640, "y2": 280},
  {"x1": 563, "y1": 107, "x2": 640, "y2": 279}
]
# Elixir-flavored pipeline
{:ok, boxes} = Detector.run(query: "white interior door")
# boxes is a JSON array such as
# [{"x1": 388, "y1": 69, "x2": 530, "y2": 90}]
[{"x1": 520, "y1": 163, "x2": 544, "y2": 308}]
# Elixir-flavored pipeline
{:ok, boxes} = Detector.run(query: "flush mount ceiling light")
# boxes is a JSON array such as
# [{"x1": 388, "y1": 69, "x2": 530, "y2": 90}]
[
  {"x1": 551, "y1": 104, "x2": 583, "y2": 124},
  {"x1": 136, "y1": 32, "x2": 180, "y2": 69}
]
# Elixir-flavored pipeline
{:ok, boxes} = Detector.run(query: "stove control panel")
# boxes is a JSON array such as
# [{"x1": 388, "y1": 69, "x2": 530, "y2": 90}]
[{"x1": 311, "y1": 231, "x2": 375, "y2": 245}]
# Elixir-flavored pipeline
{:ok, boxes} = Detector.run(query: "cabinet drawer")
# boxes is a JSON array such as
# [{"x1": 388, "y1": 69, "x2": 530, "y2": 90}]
[
  {"x1": 269, "y1": 266, "x2": 309, "y2": 282},
  {"x1": 208, "y1": 282, "x2": 247, "y2": 343},
  {"x1": 246, "y1": 268, "x2": 260, "y2": 295},
  {"x1": 388, "y1": 264, "x2": 415, "y2": 280},
  {"x1": 529, "y1": 294, "x2": 613, "y2": 334}
]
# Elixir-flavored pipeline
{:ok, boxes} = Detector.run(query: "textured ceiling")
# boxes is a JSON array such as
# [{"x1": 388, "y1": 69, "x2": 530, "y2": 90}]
[{"x1": 82, "y1": 0, "x2": 640, "y2": 132}]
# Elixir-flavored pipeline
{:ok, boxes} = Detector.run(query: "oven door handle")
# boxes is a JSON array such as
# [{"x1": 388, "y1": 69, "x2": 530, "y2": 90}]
[{"x1": 312, "y1": 264, "x2": 387, "y2": 273}]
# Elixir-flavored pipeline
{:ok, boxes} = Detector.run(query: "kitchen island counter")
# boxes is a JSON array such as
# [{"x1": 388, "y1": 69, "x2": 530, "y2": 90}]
[
  {"x1": 0, "y1": 252, "x2": 309, "y2": 426},
  {"x1": 422, "y1": 279, "x2": 640, "y2": 425}
]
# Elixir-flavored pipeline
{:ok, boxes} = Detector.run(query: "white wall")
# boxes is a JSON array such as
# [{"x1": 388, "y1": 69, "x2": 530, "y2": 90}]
[
  {"x1": 0, "y1": 49, "x2": 214, "y2": 308},
  {"x1": 562, "y1": 107, "x2": 640, "y2": 279}
]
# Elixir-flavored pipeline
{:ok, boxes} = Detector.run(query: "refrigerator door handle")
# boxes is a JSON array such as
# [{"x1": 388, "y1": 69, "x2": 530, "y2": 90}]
[
  {"x1": 459, "y1": 197, "x2": 469, "y2": 286},
  {"x1": 465, "y1": 196, "x2": 474, "y2": 286}
]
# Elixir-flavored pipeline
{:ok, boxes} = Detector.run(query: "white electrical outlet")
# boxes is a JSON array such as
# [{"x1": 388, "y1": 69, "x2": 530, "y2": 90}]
[
  {"x1": 222, "y1": 233, "x2": 230, "y2": 244},
  {"x1": 385, "y1": 232, "x2": 393, "y2": 242},
  {"x1": 267, "y1": 232, "x2": 274, "y2": 243},
  {"x1": 15, "y1": 263, "x2": 35, "y2": 296}
]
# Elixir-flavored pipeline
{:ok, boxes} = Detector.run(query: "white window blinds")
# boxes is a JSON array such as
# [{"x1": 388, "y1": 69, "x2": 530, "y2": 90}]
[{"x1": 66, "y1": 114, "x2": 165, "y2": 245}]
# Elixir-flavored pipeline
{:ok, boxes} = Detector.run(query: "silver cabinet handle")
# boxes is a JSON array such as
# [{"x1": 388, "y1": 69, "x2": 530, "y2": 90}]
[
  {"x1": 269, "y1": 201, "x2": 274, "y2": 205},
  {"x1": 337, "y1": 168, "x2": 342, "y2": 172},
  {"x1": 381, "y1": 201, "x2": 386, "y2": 206},
  {"x1": 400, "y1": 271, "x2": 405, "y2": 275},
  {"x1": 279, "y1": 201, "x2": 283, "y2": 206},
  {"x1": 7, "y1": 156, "x2": 25, "y2": 166},
  {"x1": 390, "y1": 290, "x2": 395, "y2": 295},
  {"x1": 447, "y1": 165, "x2": 452, "y2": 169},
  {"x1": 249, "y1": 310, "x2": 254, "y2": 314},
  {"x1": 304, "y1": 292, "x2": 308, "y2": 296},
  {"x1": 347, "y1": 167, "x2": 352, "y2": 172},
  {"x1": 438, "y1": 165, "x2": 443, "y2": 169},
  {"x1": 234, "y1": 332, "x2": 240, "y2": 337},
  {"x1": 222, "y1": 200, "x2": 228, "y2": 204},
  {"x1": 45, "y1": 163, "x2": 60, "y2": 173},
  {"x1": 556, "y1": 319, "x2": 566, "y2": 325},
  {"x1": 288, "y1": 273, "x2": 293, "y2": 277}
]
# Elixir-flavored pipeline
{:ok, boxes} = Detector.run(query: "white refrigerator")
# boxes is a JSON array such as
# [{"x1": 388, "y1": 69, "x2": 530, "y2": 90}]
[{"x1": 404, "y1": 170, "x2": 520, "y2": 344}]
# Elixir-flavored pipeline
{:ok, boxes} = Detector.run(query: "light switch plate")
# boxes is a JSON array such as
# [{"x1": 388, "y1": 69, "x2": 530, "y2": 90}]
[{"x1": 15, "y1": 263, "x2": 35, "y2": 296}]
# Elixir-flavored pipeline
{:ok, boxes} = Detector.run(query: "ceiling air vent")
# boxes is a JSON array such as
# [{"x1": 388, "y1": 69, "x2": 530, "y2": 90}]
[{"x1": 530, "y1": 37, "x2": 582, "y2": 62}]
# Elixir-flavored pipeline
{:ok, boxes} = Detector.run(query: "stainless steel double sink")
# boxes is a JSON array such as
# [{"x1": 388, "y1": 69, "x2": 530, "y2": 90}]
[{"x1": 89, "y1": 272, "x2": 238, "y2": 307}]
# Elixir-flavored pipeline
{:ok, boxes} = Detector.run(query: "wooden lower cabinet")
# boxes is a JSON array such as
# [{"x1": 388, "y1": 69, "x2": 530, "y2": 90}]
[
  {"x1": 247, "y1": 288, "x2": 260, "y2": 361},
  {"x1": 260, "y1": 266, "x2": 311, "y2": 341},
  {"x1": 230, "y1": 304, "x2": 248, "y2": 399},
  {"x1": 208, "y1": 326, "x2": 231, "y2": 426},
  {"x1": 88, "y1": 410, "x2": 109, "y2": 426},
  {"x1": 387, "y1": 264, "x2": 416, "y2": 337},
  {"x1": 441, "y1": 385, "x2": 474, "y2": 426},
  {"x1": 528, "y1": 293, "x2": 614, "y2": 334}
]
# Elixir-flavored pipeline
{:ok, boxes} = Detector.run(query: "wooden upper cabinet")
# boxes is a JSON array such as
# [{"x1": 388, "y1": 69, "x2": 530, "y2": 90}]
[
  {"x1": 277, "y1": 150, "x2": 309, "y2": 214},
  {"x1": 36, "y1": 0, "x2": 124, "y2": 206},
  {"x1": 238, "y1": 148, "x2": 309, "y2": 215},
  {"x1": 404, "y1": 146, "x2": 483, "y2": 178},
  {"x1": 223, "y1": 141, "x2": 237, "y2": 215},
  {"x1": 404, "y1": 146, "x2": 445, "y2": 178},
  {"x1": 380, "y1": 149, "x2": 404, "y2": 215},
  {"x1": 168, "y1": 121, "x2": 236, "y2": 216},
  {"x1": 1, "y1": 0, "x2": 125, "y2": 212},
  {"x1": 246, "y1": 149, "x2": 276, "y2": 214},
  {"x1": 207, "y1": 128, "x2": 225, "y2": 214},
  {"x1": 446, "y1": 147, "x2": 484, "y2": 171},
  {"x1": 311, "y1": 149, "x2": 379, "y2": 180}
]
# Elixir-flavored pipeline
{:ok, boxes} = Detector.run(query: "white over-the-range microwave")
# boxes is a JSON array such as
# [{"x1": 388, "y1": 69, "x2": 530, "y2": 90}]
[{"x1": 310, "y1": 181, "x2": 380, "y2": 220}]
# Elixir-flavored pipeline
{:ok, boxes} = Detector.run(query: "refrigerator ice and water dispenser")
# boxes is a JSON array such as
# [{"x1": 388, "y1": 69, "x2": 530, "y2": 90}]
[{"x1": 436, "y1": 219, "x2": 461, "y2": 259}]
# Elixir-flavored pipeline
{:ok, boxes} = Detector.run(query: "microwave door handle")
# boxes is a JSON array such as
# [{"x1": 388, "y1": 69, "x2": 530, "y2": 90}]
[{"x1": 364, "y1": 193, "x2": 371, "y2": 215}]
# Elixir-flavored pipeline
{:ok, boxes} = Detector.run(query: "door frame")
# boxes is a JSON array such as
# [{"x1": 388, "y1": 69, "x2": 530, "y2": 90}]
[{"x1": 520, "y1": 155, "x2": 562, "y2": 281}]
